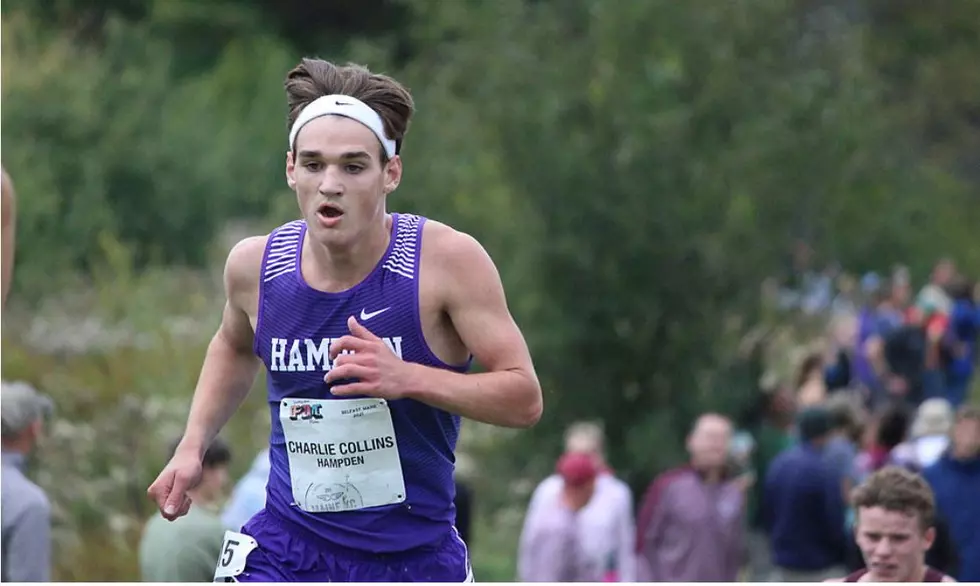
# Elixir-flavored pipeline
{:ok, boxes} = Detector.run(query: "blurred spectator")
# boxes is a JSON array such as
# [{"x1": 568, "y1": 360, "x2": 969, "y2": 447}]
[
  {"x1": 943, "y1": 277, "x2": 979, "y2": 408},
  {"x1": 915, "y1": 259, "x2": 955, "y2": 320},
  {"x1": 745, "y1": 386, "x2": 795, "y2": 581},
  {"x1": 454, "y1": 478, "x2": 473, "y2": 546},
  {"x1": 635, "y1": 414, "x2": 746, "y2": 582},
  {"x1": 845, "y1": 401, "x2": 960, "y2": 576},
  {"x1": 823, "y1": 393, "x2": 864, "y2": 501},
  {"x1": 924, "y1": 406, "x2": 980, "y2": 582},
  {"x1": 824, "y1": 314, "x2": 858, "y2": 392},
  {"x1": 892, "y1": 265, "x2": 913, "y2": 310},
  {"x1": 520, "y1": 422, "x2": 635, "y2": 582},
  {"x1": 894, "y1": 399, "x2": 954, "y2": 470},
  {"x1": 854, "y1": 283, "x2": 903, "y2": 406},
  {"x1": 763, "y1": 407, "x2": 846, "y2": 581},
  {"x1": 802, "y1": 264, "x2": 838, "y2": 315},
  {"x1": 518, "y1": 452, "x2": 601, "y2": 582},
  {"x1": 453, "y1": 453, "x2": 475, "y2": 546},
  {"x1": 796, "y1": 351, "x2": 829, "y2": 407},
  {"x1": 853, "y1": 402, "x2": 913, "y2": 482},
  {"x1": 831, "y1": 273, "x2": 859, "y2": 316},
  {"x1": 221, "y1": 448, "x2": 270, "y2": 531},
  {"x1": 882, "y1": 320, "x2": 928, "y2": 406},
  {"x1": 1, "y1": 381, "x2": 54, "y2": 582},
  {"x1": 139, "y1": 437, "x2": 232, "y2": 582},
  {"x1": 915, "y1": 260, "x2": 957, "y2": 401}
]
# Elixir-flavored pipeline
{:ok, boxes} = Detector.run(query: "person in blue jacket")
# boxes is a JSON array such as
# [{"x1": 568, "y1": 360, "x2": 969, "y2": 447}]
[
  {"x1": 764, "y1": 407, "x2": 847, "y2": 581},
  {"x1": 924, "y1": 405, "x2": 980, "y2": 582}
]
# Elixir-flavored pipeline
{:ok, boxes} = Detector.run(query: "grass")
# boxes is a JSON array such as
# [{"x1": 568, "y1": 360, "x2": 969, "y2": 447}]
[{"x1": 469, "y1": 507, "x2": 523, "y2": 582}]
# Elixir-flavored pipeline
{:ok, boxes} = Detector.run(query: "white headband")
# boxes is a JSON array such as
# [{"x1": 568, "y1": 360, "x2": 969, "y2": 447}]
[{"x1": 288, "y1": 94, "x2": 396, "y2": 159}]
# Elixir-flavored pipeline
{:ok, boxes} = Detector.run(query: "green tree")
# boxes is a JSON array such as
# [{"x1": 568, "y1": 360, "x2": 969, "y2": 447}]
[
  {"x1": 397, "y1": 0, "x2": 976, "y2": 494},
  {"x1": 1, "y1": 11, "x2": 296, "y2": 300}
]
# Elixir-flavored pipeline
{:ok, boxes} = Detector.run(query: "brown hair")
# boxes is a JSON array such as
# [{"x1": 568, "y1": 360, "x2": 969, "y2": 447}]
[
  {"x1": 851, "y1": 466, "x2": 935, "y2": 532},
  {"x1": 284, "y1": 59, "x2": 415, "y2": 159},
  {"x1": 826, "y1": 391, "x2": 864, "y2": 442},
  {"x1": 794, "y1": 351, "x2": 824, "y2": 390}
]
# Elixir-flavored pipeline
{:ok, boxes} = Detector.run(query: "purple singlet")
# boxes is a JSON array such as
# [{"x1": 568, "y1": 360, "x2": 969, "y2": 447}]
[{"x1": 251, "y1": 213, "x2": 470, "y2": 554}]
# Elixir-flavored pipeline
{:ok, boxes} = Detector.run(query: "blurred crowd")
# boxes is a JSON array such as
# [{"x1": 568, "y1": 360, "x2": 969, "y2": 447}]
[
  {"x1": 516, "y1": 406, "x2": 979, "y2": 583},
  {"x1": 2, "y1": 253, "x2": 977, "y2": 582},
  {"x1": 776, "y1": 252, "x2": 977, "y2": 411},
  {"x1": 516, "y1": 256, "x2": 980, "y2": 582}
]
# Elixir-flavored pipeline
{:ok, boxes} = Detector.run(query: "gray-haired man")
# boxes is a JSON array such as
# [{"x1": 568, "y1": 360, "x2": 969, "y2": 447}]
[{"x1": 1, "y1": 381, "x2": 54, "y2": 582}]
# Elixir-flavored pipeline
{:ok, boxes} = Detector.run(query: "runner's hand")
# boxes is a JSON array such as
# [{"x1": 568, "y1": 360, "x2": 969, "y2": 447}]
[
  {"x1": 147, "y1": 448, "x2": 203, "y2": 521},
  {"x1": 326, "y1": 315, "x2": 413, "y2": 399}
]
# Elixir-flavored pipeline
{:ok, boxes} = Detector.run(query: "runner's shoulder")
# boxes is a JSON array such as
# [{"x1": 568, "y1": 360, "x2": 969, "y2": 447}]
[
  {"x1": 420, "y1": 220, "x2": 494, "y2": 271},
  {"x1": 224, "y1": 234, "x2": 269, "y2": 294}
]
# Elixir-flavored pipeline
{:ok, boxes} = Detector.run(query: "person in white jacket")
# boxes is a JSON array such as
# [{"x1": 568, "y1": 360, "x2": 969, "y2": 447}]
[{"x1": 518, "y1": 422, "x2": 636, "y2": 582}]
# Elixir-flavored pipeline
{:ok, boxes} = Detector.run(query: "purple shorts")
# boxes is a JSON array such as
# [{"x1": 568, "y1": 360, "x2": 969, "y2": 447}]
[{"x1": 230, "y1": 509, "x2": 473, "y2": 582}]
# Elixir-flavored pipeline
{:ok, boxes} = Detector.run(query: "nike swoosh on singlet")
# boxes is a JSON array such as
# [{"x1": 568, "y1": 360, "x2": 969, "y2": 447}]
[{"x1": 360, "y1": 307, "x2": 391, "y2": 321}]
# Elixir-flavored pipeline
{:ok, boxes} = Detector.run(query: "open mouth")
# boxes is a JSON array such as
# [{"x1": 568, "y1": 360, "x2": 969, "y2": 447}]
[
  {"x1": 317, "y1": 203, "x2": 344, "y2": 220},
  {"x1": 871, "y1": 563, "x2": 898, "y2": 576}
]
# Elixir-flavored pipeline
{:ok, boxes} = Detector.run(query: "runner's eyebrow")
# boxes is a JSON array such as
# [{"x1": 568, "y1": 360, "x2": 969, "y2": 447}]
[{"x1": 296, "y1": 150, "x2": 372, "y2": 160}]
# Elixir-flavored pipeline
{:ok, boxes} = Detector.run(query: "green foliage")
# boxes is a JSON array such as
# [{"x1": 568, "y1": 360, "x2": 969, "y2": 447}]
[
  {"x1": 2, "y1": 260, "x2": 270, "y2": 580},
  {"x1": 3, "y1": 0, "x2": 980, "y2": 581},
  {"x1": 1, "y1": 10, "x2": 296, "y2": 301},
  {"x1": 397, "y1": 0, "x2": 979, "y2": 493}
]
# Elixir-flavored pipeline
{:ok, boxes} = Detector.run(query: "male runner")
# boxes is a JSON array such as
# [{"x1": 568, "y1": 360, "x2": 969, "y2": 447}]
[
  {"x1": 146, "y1": 58, "x2": 543, "y2": 582},
  {"x1": 829, "y1": 466, "x2": 955, "y2": 582}
]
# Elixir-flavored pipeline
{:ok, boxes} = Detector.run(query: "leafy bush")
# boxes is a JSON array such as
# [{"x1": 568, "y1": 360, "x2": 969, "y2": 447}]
[{"x1": 1, "y1": 11, "x2": 296, "y2": 302}]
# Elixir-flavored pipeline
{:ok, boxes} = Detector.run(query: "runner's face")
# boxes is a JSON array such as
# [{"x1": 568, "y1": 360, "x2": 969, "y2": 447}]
[
  {"x1": 286, "y1": 115, "x2": 400, "y2": 248},
  {"x1": 856, "y1": 506, "x2": 933, "y2": 582}
]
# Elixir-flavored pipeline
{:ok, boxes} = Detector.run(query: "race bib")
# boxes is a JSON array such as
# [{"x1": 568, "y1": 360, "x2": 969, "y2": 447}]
[
  {"x1": 280, "y1": 397, "x2": 406, "y2": 513},
  {"x1": 213, "y1": 531, "x2": 257, "y2": 581}
]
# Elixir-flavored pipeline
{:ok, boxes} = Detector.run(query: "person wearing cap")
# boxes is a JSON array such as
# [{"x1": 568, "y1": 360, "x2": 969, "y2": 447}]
[
  {"x1": 519, "y1": 422, "x2": 635, "y2": 582},
  {"x1": 763, "y1": 406, "x2": 847, "y2": 581},
  {"x1": 1, "y1": 380, "x2": 54, "y2": 582},
  {"x1": 518, "y1": 451, "x2": 601, "y2": 582},
  {"x1": 892, "y1": 399, "x2": 954, "y2": 470},
  {"x1": 635, "y1": 413, "x2": 748, "y2": 582}
]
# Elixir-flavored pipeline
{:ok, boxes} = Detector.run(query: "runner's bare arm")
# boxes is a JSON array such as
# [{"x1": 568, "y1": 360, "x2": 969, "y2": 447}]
[
  {"x1": 2, "y1": 168, "x2": 16, "y2": 309},
  {"x1": 176, "y1": 236, "x2": 266, "y2": 457},
  {"x1": 405, "y1": 228, "x2": 542, "y2": 428}
]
